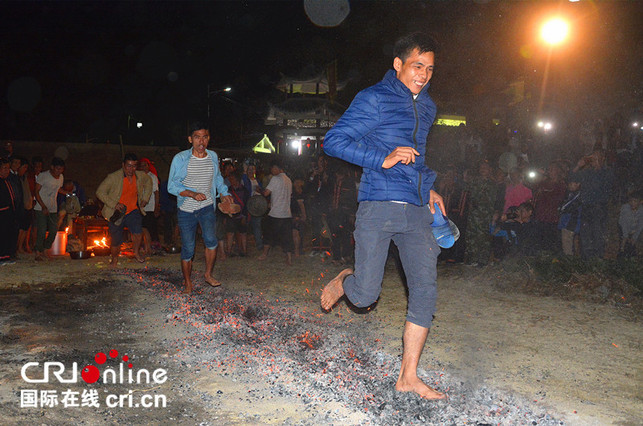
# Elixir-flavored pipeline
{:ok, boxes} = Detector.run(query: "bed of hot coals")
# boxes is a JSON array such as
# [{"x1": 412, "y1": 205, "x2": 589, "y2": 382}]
[{"x1": 124, "y1": 268, "x2": 563, "y2": 425}]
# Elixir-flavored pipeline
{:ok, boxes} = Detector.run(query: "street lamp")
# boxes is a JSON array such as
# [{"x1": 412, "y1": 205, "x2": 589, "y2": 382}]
[
  {"x1": 541, "y1": 18, "x2": 569, "y2": 46},
  {"x1": 537, "y1": 17, "x2": 570, "y2": 115},
  {"x1": 207, "y1": 85, "x2": 232, "y2": 122}
]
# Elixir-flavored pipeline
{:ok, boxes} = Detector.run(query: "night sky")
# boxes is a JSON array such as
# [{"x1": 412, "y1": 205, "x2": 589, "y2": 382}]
[{"x1": 1, "y1": 1, "x2": 641, "y2": 148}]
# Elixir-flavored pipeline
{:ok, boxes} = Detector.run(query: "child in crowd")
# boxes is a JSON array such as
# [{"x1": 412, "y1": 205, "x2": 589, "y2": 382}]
[{"x1": 558, "y1": 181, "x2": 582, "y2": 256}]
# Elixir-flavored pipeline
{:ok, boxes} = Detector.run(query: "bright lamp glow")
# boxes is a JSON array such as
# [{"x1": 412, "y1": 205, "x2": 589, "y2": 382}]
[
  {"x1": 541, "y1": 18, "x2": 569, "y2": 46},
  {"x1": 543, "y1": 122, "x2": 552, "y2": 131},
  {"x1": 633, "y1": 122, "x2": 639, "y2": 128},
  {"x1": 136, "y1": 122, "x2": 143, "y2": 129},
  {"x1": 290, "y1": 140, "x2": 301, "y2": 149}
]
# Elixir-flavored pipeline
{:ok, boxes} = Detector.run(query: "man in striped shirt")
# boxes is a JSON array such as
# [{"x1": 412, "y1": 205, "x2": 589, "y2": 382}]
[{"x1": 168, "y1": 121, "x2": 232, "y2": 294}]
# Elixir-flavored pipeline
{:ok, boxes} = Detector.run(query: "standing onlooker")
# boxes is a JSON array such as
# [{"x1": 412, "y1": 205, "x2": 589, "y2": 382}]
[
  {"x1": 465, "y1": 160, "x2": 497, "y2": 266},
  {"x1": 243, "y1": 163, "x2": 264, "y2": 252},
  {"x1": 503, "y1": 168, "x2": 532, "y2": 213},
  {"x1": 291, "y1": 177, "x2": 307, "y2": 256},
  {"x1": 0, "y1": 158, "x2": 18, "y2": 265},
  {"x1": 167, "y1": 122, "x2": 232, "y2": 293},
  {"x1": 306, "y1": 155, "x2": 331, "y2": 253},
  {"x1": 33, "y1": 157, "x2": 67, "y2": 261},
  {"x1": 436, "y1": 165, "x2": 468, "y2": 263},
  {"x1": 96, "y1": 153, "x2": 152, "y2": 267},
  {"x1": 1, "y1": 141, "x2": 14, "y2": 160},
  {"x1": 258, "y1": 161, "x2": 294, "y2": 265},
  {"x1": 15, "y1": 157, "x2": 33, "y2": 254},
  {"x1": 618, "y1": 190, "x2": 642, "y2": 258},
  {"x1": 7, "y1": 157, "x2": 25, "y2": 258},
  {"x1": 224, "y1": 170, "x2": 249, "y2": 256},
  {"x1": 570, "y1": 149, "x2": 614, "y2": 259},
  {"x1": 327, "y1": 164, "x2": 357, "y2": 264},
  {"x1": 26, "y1": 156, "x2": 43, "y2": 251},
  {"x1": 533, "y1": 162, "x2": 567, "y2": 252},
  {"x1": 139, "y1": 158, "x2": 160, "y2": 256},
  {"x1": 558, "y1": 180, "x2": 582, "y2": 256}
]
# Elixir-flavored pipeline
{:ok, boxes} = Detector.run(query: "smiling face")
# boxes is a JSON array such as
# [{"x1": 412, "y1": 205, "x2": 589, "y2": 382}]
[
  {"x1": 50, "y1": 165, "x2": 64, "y2": 179},
  {"x1": 393, "y1": 48, "x2": 435, "y2": 95},
  {"x1": 189, "y1": 129, "x2": 210, "y2": 158}
]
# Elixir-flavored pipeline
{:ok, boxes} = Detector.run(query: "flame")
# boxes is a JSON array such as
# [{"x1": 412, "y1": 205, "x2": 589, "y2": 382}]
[
  {"x1": 92, "y1": 237, "x2": 109, "y2": 248},
  {"x1": 65, "y1": 227, "x2": 70, "y2": 234}
]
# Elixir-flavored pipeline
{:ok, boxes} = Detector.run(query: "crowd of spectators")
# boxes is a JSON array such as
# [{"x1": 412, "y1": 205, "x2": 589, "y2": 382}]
[
  {"x1": 428, "y1": 115, "x2": 642, "y2": 265},
  {"x1": 1, "y1": 112, "x2": 641, "y2": 268}
]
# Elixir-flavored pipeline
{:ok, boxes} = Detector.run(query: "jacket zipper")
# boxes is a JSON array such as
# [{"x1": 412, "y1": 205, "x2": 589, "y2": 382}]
[{"x1": 412, "y1": 97, "x2": 423, "y2": 205}]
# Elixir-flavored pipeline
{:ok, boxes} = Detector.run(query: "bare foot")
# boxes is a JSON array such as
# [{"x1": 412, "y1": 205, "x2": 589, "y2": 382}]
[
  {"x1": 320, "y1": 268, "x2": 352, "y2": 311},
  {"x1": 109, "y1": 257, "x2": 118, "y2": 268},
  {"x1": 204, "y1": 275, "x2": 221, "y2": 287},
  {"x1": 257, "y1": 254, "x2": 266, "y2": 261},
  {"x1": 35, "y1": 253, "x2": 44, "y2": 261},
  {"x1": 395, "y1": 376, "x2": 446, "y2": 400},
  {"x1": 181, "y1": 280, "x2": 193, "y2": 294}
]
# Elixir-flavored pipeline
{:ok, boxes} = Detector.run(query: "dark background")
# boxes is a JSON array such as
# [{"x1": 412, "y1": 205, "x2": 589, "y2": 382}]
[{"x1": 1, "y1": 1, "x2": 641, "y2": 149}]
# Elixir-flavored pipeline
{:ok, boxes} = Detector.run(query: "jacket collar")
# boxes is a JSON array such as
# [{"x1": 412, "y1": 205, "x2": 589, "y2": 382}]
[{"x1": 383, "y1": 69, "x2": 430, "y2": 98}]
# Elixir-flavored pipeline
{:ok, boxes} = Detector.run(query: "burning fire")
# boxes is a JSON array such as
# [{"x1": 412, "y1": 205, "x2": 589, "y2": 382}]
[{"x1": 93, "y1": 237, "x2": 109, "y2": 248}]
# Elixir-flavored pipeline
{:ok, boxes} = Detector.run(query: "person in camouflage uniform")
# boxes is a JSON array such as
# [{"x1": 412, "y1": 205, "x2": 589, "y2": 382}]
[{"x1": 464, "y1": 161, "x2": 497, "y2": 266}]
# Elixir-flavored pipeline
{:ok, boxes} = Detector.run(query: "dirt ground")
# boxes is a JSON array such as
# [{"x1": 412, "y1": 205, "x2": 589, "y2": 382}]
[{"x1": 0, "y1": 248, "x2": 641, "y2": 425}]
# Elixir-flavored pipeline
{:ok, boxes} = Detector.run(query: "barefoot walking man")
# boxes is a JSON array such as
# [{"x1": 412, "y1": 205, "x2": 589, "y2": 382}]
[
  {"x1": 96, "y1": 153, "x2": 152, "y2": 267},
  {"x1": 168, "y1": 121, "x2": 233, "y2": 293},
  {"x1": 321, "y1": 32, "x2": 447, "y2": 400}
]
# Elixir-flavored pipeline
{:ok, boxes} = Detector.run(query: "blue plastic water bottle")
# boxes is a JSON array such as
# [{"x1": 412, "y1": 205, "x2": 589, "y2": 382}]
[{"x1": 431, "y1": 203, "x2": 455, "y2": 248}]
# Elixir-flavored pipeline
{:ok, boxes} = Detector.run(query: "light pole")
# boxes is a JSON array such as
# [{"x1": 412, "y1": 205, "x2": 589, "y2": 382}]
[
  {"x1": 537, "y1": 17, "x2": 570, "y2": 114},
  {"x1": 207, "y1": 85, "x2": 232, "y2": 122}
]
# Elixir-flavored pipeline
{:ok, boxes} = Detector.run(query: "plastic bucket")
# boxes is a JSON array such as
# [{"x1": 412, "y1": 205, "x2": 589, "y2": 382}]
[{"x1": 46, "y1": 231, "x2": 68, "y2": 256}]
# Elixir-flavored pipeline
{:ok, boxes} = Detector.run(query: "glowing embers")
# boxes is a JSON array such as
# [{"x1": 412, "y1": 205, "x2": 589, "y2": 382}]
[{"x1": 298, "y1": 331, "x2": 323, "y2": 350}]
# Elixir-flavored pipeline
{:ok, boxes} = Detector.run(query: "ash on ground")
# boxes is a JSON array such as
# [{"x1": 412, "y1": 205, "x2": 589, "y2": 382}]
[{"x1": 129, "y1": 268, "x2": 563, "y2": 425}]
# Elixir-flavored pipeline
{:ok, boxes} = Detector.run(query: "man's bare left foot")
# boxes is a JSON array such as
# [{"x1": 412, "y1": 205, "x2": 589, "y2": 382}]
[
  {"x1": 181, "y1": 280, "x2": 193, "y2": 294},
  {"x1": 320, "y1": 268, "x2": 352, "y2": 311},
  {"x1": 395, "y1": 376, "x2": 446, "y2": 400},
  {"x1": 204, "y1": 275, "x2": 221, "y2": 287}
]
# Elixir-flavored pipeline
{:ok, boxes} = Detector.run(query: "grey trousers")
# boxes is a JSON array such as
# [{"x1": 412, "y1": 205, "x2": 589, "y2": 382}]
[{"x1": 343, "y1": 201, "x2": 440, "y2": 328}]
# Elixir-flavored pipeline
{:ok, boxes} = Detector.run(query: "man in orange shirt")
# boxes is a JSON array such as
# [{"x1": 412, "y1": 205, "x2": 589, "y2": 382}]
[{"x1": 96, "y1": 153, "x2": 152, "y2": 266}]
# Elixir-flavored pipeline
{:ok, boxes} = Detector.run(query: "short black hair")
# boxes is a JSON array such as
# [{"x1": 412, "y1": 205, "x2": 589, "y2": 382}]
[
  {"x1": 123, "y1": 153, "x2": 138, "y2": 163},
  {"x1": 628, "y1": 190, "x2": 642, "y2": 201},
  {"x1": 270, "y1": 160, "x2": 283, "y2": 170},
  {"x1": 51, "y1": 157, "x2": 65, "y2": 168},
  {"x1": 188, "y1": 120, "x2": 209, "y2": 136},
  {"x1": 32, "y1": 156, "x2": 43, "y2": 165},
  {"x1": 393, "y1": 32, "x2": 439, "y2": 63}
]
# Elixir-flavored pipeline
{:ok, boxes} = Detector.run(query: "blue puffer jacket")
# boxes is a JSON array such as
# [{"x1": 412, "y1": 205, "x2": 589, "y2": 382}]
[{"x1": 324, "y1": 69, "x2": 437, "y2": 206}]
